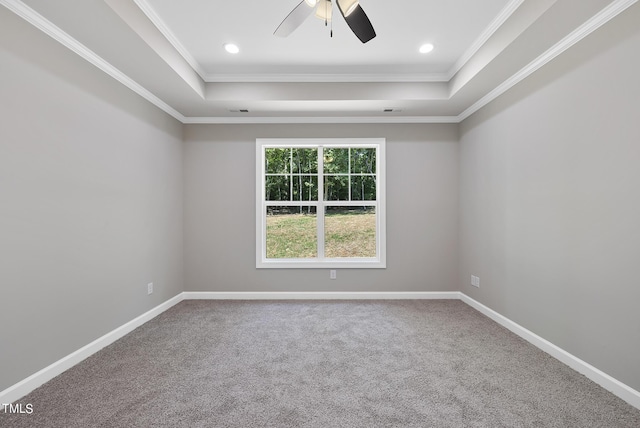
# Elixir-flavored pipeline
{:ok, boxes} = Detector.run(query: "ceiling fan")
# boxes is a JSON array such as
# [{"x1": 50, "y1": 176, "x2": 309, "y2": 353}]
[{"x1": 274, "y1": 0, "x2": 376, "y2": 43}]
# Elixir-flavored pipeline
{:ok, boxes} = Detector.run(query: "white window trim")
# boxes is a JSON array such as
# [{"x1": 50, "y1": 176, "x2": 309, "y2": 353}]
[{"x1": 256, "y1": 138, "x2": 386, "y2": 269}]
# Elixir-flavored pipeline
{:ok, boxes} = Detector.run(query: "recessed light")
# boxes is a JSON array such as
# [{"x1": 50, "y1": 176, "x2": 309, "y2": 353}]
[
  {"x1": 419, "y1": 43, "x2": 434, "y2": 54},
  {"x1": 224, "y1": 43, "x2": 239, "y2": 54}
]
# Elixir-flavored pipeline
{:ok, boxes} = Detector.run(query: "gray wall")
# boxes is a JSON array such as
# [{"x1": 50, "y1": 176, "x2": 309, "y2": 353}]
[
  {"x1": 184, "y1": 124, "x2": 459, "y2": 292},
  {"x1": 459, "y1": 5, "x2": 640, "y2": 391},
  {"x1": 3, "y1": 0, "x2": 639, "y2": 399},
  {"x1": 0, "y1": 8, "x2": 184, "y2": 391}
]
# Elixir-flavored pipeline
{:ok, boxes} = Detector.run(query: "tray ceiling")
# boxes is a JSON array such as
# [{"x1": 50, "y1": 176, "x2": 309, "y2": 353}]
[{"x1": 3, "y1": 0, "x2": 637, "y2": 123}]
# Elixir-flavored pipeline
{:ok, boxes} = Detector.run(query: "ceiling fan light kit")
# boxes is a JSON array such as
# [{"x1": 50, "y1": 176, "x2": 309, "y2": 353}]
[
  {"x1": 315, "y1": 0, "x2": 333, "y2": 22},
  {"x1": 274, "y1": 0, "x2": 375, "y2": 43}
]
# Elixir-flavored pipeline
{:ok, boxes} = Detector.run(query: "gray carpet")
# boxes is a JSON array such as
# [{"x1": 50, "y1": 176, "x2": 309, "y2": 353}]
[{"x1": 2, "y1": 300, "x2": 639, "y2": 427}]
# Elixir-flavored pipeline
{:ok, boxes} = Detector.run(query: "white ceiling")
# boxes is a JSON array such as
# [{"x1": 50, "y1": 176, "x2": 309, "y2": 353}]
[
  {"x1": 142, "y1": 0, "x2": 511, "y2": 79},
  {"x1": 5, "y1": 0, "x2": 637, "y2": 123}
]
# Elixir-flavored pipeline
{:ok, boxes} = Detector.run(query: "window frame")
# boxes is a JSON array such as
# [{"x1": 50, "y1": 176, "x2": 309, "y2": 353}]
[{"x1": 256, "y1": 138, "x2": 386, "y2": 269}]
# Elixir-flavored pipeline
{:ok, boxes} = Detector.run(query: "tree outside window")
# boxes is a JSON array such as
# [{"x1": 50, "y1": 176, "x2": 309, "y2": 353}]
[{"x1": 256, "y1": 138, "x2": 386, "y2": 268}]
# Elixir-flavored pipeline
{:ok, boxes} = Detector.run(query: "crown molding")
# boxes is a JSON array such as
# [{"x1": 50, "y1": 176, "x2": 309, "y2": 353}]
[
  {"x1": 0, "y1": 0, "x2": 186, "y2": 123},
  {"x1": 2, "y1": 0, "x2": 637, "y2": 125},
  {"x1": 181, "y1": 116, "x2": 460, "y2": 124},
  {"x1": 446, "y1": 0, "x2": 525, "y2": 81},
  {"x1": 133, "y1": 0, "x2": 208, "y2": 80},
  {"x1": 457, "y1": 0, "x2": 638, "y2": 122},
  {"x1": 201, "y1": 72, "x2": 450, "y2": 83}
]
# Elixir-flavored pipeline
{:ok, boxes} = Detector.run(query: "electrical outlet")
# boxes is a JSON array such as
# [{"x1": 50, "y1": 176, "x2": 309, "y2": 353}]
[
  {"x1": 147, "y1": 283, "x2": 153, "y2": 295},
  {"x1": 471, "y1": 275, "x2": 480, "y2": 288},
  {"x1": 330, "y1": 270, "x2": 337, "y2": 280}
]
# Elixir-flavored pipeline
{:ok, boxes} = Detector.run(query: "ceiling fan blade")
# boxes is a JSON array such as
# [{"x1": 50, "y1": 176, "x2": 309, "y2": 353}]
[
  {"x1": 336, "y1": 1, "x2": 376, "y2": 43},
  {"x1": 274, "y1": 1, "x2": 316, "y2": 37}
]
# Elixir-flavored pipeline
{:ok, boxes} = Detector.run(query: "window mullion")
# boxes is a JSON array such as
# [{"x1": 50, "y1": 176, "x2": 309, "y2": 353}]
[
  {"x1": 317, "y1": 147, "x2": 325, "y2": 260},
  {"x1": 289, "y1": 148, "x2": 293, "y2": 202},
  {"x1": 348, "y1": 148, "x2": 352, "y2": 201}
]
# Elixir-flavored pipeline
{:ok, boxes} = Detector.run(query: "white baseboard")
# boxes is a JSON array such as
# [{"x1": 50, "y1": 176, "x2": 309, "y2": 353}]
[
  {"x1": 3, "y1": 290, "x2": 638, "y2": 412},
  {"x1": 459, "y1": 293, "x2": 640, "y2": 410},
  {"x1": 182, "y1": 291, "x2": 460, "y2": 300},
  {"x1": 0, "y1": 293, "x2": 184, "y2": 405}
]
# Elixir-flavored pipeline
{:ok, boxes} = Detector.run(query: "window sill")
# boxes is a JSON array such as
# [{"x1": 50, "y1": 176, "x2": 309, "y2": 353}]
[{"x1": 256, "y1": 259, "x2": 386, "y2": 269}]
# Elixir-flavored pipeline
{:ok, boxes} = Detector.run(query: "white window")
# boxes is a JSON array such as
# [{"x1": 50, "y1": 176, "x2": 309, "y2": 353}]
[{"x1": 256, "y1": 138, "x2": 386, "y2": 268}]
